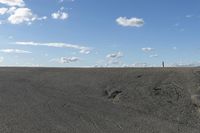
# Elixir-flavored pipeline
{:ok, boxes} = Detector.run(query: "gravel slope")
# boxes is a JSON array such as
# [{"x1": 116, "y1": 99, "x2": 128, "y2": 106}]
[{"x1": 0, "y1": 67, "x2": 200, "y2": 133}]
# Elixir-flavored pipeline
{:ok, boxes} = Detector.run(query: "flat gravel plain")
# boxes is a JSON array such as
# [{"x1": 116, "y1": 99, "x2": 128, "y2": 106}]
[{"x1": 0, "y1": 67, "x2": 200, "y2": 133}]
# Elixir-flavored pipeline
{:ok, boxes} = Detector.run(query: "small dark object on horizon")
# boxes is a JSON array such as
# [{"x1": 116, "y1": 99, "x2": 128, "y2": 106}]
[{"x1": 162, "y1": 61, "x2": 165, "y2": 68}]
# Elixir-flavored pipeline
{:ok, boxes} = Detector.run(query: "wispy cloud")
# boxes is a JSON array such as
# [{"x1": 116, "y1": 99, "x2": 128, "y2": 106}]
[
  {"x1": 51, "y1": 57, "x2": 79, "y2": 64},
  {"x1": 105, "y1": 51, "x2": 123, "y2": 66},
  {"x1": 116, "y1": 17, "x2": 144, "y2": 27},
  {"x1": 172, "y1": 62, "x2": 200, "y2": 67},
  {"x1": 185, "y1": 14, "x2": 193, "y2": 18},
  {"x1": 59, "y1": 0, "x2": 75, "y2": 3},
  {"x1": 15, "y1": 41, "x2": 92, "y2": 54},
  {"x1": 0, "y1": 0, "x2": 25, "y2": 7},
  {"x1": 107, "y1": 60, "x2": 122, "y2": 65},
  {"x1": 0, "y1": 49, "x2": 32, "y2": 54},
  {"x1": 149, "y1": 54, "x2": 158, "y2": 58},
  {"x1": 106, "y1": 51, "x2": 123, "y2": 58},
  {"x1": 141, "y1": 47, "x2": 154, "y2": 52},
  {"x1": 131, "y1": 63, "x2": 148, "y2": 67}
]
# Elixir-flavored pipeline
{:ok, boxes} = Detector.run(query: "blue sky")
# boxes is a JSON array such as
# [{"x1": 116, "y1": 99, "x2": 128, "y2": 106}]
[{"x1": 0, "y1": 0, "x2": 200, "y2": 67}]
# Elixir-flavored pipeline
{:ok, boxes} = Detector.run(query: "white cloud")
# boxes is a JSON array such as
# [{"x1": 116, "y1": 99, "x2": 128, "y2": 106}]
[
  {"x1": 59, "y1": 0, "x2": 74, "y2": 3},
  {"x1": 105, "y1": 51, "x2": 124, "y2": 67},
  {"x1": 51, "y1": 10, "x2": 68, "y2": 20},
  {"x1": 0, "y1": 49, "x2": 32, "y2": 54},
  {"x1": 52, "y1": 57, "x2": 79, "y2": 64},
  {"x1": 60, "y1": 57, "x2": 79, "y2": 63},
  {"x1": 37, "y1": 16, "x2": 47, "y2": 21},
  {"x1": 7, "y1": 8, "x2": 46, "y2": 24},
  {"x1": 108, "y1": 60, "x2": 121, "y2": 65},
  {"x1": 131, "y1": 63, "x2": 148, "y2": 67},
  {"x1": 8, "y1": 8, "x2": 36, "y2": 24},
  {"x1": 79, "y1": 48, "x2": 90, "y2": 54},
  {"x1": 15, "y1": 41, "x2": 92, "y2": 54},
  {"x1": 116, "y1": 17, "x2": 144, "y2": 27},
  {"x1": 0, "y1": 7, "x2": 8, "y2": 15},
  {"x1": 172, "y1": 62, "x2": 200, "y2": 67},
  {"x1": 149, "y1": 54, "x2": 158, "y2": 58},
  {"x1": 142, "y1": 47, "x2": 154, "y2": 52},
  {"x1": 7, "y1": 6, "x2": 17, "y2": 14},
  {"x1": 0, "y1": 1, "x2": 46, "y2": 25},
  {"x1": 0, "y1": 0, "x2": 25, "y2": 7},
  {"x1": 121, "y1": 64, "x2": 129, "y2": 67},
  {"x1": 106, "y1": 51, "x2": 123, "y2": 59}
]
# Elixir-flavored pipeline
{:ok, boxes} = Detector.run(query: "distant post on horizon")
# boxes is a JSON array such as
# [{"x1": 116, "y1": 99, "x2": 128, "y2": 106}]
[{"x1": 162, "y1": 61, "x2": 165, "y2": 68}]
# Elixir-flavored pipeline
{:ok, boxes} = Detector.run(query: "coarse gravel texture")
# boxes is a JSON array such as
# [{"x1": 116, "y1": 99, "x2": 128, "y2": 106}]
[{"x1": 0, "y1": 67, "x2": 200, "y2": 133}]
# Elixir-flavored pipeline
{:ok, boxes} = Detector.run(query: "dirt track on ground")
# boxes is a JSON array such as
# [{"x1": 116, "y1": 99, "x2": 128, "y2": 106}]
[{"x1": 0, "y1": 67, "x2": 200, "y2": 133}]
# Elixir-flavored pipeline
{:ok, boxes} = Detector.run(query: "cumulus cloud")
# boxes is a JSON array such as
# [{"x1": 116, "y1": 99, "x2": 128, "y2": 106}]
[
  {"x1": 8, "y1": 8, "x2": 36, "y2": 24},
  {"x1": 105, "y1": 51, "x2": 123, "y2": 67},
  {"x1": 142, "y1": 47, "x2": 154, "y2": 52},
  {"x1": 7, "y1": 6, "x2": 17, "y2": 13},
  {"x1": 0, "y1": 0, "x2": 25, "y2": 7},
  {"x1": 116, "y1": 17, "x2": 144, "y2": 27},
  {"x1": 15, "y1": 41, "x2": 91, "y2": 54},
  {"x1": 8, "y1": 8, "x2": 47, "y2": 24},
  {"x1": 106, "y1": 51, "x2": 123, "y2": 59},
  {"x1": 52, "y1": 57, "x2": 79, "y2": 64},
  {"x1": 0, "y1": 1, "x2": 46, "y2": 24},
  {"x1": 0, "y1": 49, "x2": 32, "y2": 54},
  {"x1": 60, "y1": 57, "x2": 79, "y2": 63},
  {"x1": 51, "y1": 8, "x2": 68, "y2": 20},
  {"x1": 0, "y1": 7, "x2": 8, "y2": 15}
]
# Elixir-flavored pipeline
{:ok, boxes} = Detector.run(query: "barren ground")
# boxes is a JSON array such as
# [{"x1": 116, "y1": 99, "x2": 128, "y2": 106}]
[{"x1": 0, "y1": 67, "x2": 200, "y2": 133}]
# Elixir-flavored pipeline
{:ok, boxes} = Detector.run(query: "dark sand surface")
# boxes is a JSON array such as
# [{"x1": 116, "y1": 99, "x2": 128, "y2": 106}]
[{"x1": 0, "y1": 67, "x2": 200, "y2": 133}]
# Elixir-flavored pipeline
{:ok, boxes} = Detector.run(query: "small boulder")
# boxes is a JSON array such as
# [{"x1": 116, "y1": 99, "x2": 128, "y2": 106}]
[{"x1": 191, "y1": 95, "x2": 200, "y2": 107}]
